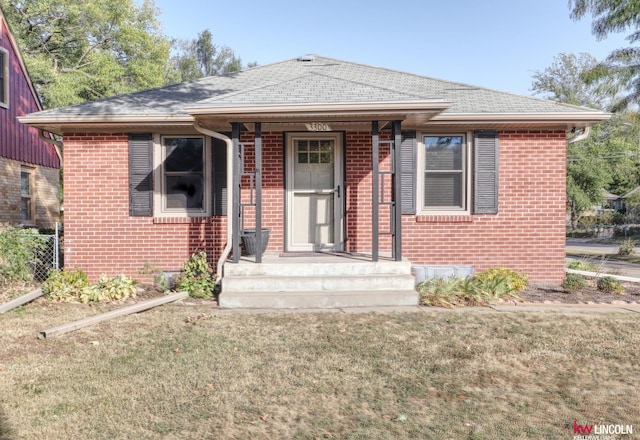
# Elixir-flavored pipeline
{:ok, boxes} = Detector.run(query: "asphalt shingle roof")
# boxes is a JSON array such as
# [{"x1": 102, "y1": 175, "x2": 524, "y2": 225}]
[{"x1": 28, "y1": 55, "x2": 604, "y2": 118}]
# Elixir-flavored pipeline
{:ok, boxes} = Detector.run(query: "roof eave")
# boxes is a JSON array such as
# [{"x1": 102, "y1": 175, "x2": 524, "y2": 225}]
[
  {"x1": 17, "y1": 114, "x2": 195, "y2": 134},
  {"x1": 430, "y1": 112, "x2": 612, "y2": 127}
]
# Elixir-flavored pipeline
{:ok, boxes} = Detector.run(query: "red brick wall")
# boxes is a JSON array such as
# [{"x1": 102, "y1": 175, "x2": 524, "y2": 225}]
[
  {"x1": 63, "y1": 133, "x2": 227, "y2": 281},
  {"x1": 63, "y1": 130, "x2": 566, "y2": 284},
  {"x1": 402, "y1": 130, "x2": 567, "y2": 283}
]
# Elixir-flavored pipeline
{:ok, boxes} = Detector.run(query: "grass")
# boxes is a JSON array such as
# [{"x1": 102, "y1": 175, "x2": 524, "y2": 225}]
[{"x1": 1, "y1": 304, "x2": 640, "y2": 439}]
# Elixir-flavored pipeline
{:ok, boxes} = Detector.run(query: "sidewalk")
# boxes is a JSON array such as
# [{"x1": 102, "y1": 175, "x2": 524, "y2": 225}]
[{"x1": 210, "y1": 303, "x2": 640, "y2": 314}]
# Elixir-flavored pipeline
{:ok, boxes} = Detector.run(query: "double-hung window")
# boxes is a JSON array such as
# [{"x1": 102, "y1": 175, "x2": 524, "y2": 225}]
[
  {"x1": 418, "y1": 133, "x2": 470, "y2": 213},
  {"x1": 154, "y1": 135, "x2": 210, "y2": 216},
  {"x1": 21, "y1": 167, "x2": 34, "y2": 223}
]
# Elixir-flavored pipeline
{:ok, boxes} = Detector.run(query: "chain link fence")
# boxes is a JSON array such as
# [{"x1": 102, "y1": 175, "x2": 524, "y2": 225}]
[
  {"x1": 1, "y1": 224, "x2": 62, "y2": 284},
  {"x1": 29, "y1": 231, "x2": 61, "y2": 282}
]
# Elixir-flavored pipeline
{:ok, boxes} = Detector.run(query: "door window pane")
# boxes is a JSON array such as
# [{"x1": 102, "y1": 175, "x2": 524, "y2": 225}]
[{"x1": 294, "y1": 140, "x2": 334, "y2": 189}]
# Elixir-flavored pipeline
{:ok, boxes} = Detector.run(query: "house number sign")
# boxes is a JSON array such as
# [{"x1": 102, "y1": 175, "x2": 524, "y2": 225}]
[{"x1": 306, "y1": 123, "x2": 331, "y2": 132}]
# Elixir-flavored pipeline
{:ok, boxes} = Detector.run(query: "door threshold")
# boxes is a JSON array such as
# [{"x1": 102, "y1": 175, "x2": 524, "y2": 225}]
[{"x1": 279, "y1": 251, "x2": 345, "y2": 257}]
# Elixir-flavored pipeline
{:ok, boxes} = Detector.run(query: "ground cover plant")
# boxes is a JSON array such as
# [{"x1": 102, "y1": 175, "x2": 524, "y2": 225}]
[
  {"x1": 417, "y1": 267, "x2": 527, "y2": 307},
  {"x1": 42, "y1": 269, "x2": 138, "y2": 303},
  {"x1": 1, "y1": 305, "x2": 638, "y2": 439}
]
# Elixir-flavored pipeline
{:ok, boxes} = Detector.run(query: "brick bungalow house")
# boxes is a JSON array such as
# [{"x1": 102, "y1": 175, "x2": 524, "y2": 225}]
[
  {"x1": 0, "y1": 7, "x2": 60, "y2": 229},
  {"x1": 19, "y1": 55, "x2": 609, "y2": 307}
]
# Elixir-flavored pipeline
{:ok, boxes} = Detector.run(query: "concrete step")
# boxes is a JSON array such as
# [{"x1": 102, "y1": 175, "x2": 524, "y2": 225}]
[
  {"x1": 222, "y1": 274, "x2": 416, "y2": 293},
  {"x1": 224, "y1": 259, "x2": 412, "y2": 277},
  {"x1": 218, "y1": 289, "x2": 419, "y2": 309}
]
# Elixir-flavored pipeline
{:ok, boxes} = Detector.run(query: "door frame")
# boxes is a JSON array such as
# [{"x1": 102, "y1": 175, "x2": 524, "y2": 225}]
[{"x1": 285, "y1": 132, "x2": 345, "y2": 252}]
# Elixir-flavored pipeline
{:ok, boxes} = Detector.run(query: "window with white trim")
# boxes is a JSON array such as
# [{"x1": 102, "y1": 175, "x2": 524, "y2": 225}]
[
  {"x1": 417, "y1": 133, "x2": 470, "y2": 214},
  {"x1": 0, "y1": 48, "x2": 8, "y2": 107},
  {"x1": 154, "y1": 135, "x2": 211, "y2": 216},
  {"x1": 21, "y1": 167, "x2": 34, "y2": 223}
]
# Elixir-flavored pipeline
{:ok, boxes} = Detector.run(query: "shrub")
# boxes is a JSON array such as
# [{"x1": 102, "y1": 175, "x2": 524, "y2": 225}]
[
  {"x1": 417, "y1": 277, "x2": 465, "y2": 307},
  {"x1": 43, "y1": 270, "x2": 138, "y2": 303},
  {"x1": 473, "y1": 267, "x2": 528, "y2": 295},
  {"x1": 596, "y1": 276, "x2": 625, "y2": 294},
  {"x1": 0, "y1": 227, "x2": 46, "y2": 286},
  {"x1": 567, "y1": 260, "x2": 597, "y2": 272},
  {"x1": 417, "y1": 267, "x2": 527, "y2": 307},
  {"x1": 79, "y1": 275, "x2": 138, "y2": 303},
  {"x1": 562, "y1": 273, "x2": 587, "y2": 292},
  {"x1": 175, "y1": 251, "x2": 217, "y2": 298},
  {"x1": 42, "y1": 268, "x2": 90, "y2": 302},
  {"x1": 618, "y1": 238, "x2": 636, "y2": 256}
]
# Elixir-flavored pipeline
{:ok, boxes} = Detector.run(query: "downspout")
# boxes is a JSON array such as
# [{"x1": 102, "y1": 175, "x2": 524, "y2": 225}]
[
  {"x1": 567, "y1": 126, "x2": 591, "y2": 144},
  {"x1": 38, "y1": 129, "x2": 63, "y2": 162},
  {"x1": 193, "y1": 122, "x2": 233, "y2": 284}
]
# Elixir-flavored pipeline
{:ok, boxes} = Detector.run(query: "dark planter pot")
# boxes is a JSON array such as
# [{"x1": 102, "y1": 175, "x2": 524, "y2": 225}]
[{"x1": 241, "y1": 228, "x2": 270, "y2": 256}]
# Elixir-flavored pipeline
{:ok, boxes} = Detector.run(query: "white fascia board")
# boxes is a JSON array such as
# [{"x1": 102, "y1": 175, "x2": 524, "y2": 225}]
[
  {"x1": 430, "y1": 112, "x2": 612, "y2": 123},
  {"x1": 184, "y1": 101, "x2": 453, "y2": 116},
  {"x1": 18, "y1": 114, "x2": 195, "y2": 126}
]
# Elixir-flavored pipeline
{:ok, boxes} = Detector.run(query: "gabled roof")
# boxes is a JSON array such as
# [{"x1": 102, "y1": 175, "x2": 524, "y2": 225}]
[
  {"x1": 19, "y1": 55, "x2": 610, "y2": 134},
  {"x1": 0, "y1": 6, "x2": 42, "y2": 111}
]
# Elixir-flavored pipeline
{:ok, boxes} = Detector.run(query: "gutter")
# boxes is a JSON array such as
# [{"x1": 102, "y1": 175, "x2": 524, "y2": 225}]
[
  {"x1": 193, "y1": 123, "x2": 233, "y2": 284},
  {"x1": 567, "y1": 126, "x2": 591, "y2": 144}
]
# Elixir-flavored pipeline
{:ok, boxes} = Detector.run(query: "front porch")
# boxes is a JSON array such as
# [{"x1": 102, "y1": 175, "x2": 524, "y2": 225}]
[
  {"x1": 187, "y1": 89, "x2": 452, "y2": 308},
  {"x1": 220, "y1": 253, "x2": 417, "y2": 308}
]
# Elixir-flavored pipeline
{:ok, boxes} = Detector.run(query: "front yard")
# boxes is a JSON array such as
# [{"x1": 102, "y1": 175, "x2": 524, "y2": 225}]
[{"x1": 1, "y1": 303, "x2": 639, "y2": 439}]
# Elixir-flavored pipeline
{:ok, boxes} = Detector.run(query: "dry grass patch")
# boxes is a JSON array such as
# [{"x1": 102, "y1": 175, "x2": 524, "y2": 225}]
[{"x1": 1, "y1": 305, "x2": 639, "y2": 439}]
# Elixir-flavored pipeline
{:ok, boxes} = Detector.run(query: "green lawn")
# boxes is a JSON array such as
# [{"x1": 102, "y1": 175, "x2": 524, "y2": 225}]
[{"x1": 1, "y1": 303, "x2": 639, "y2": 439}]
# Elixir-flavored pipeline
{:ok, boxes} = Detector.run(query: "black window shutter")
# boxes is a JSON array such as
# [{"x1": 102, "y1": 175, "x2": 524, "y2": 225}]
[
  {"x1": 400, "y1": 131, "x2": 417, "y2": 215},
  {"x1": 473, "y1": 131, "x2": 499, "y2": 214},
  {"x1": 212, "y1": 137, "x2": 228, "y2": 216},
  {"x1": 129, "y1": 133, "x2": 153, "y2": 217}
]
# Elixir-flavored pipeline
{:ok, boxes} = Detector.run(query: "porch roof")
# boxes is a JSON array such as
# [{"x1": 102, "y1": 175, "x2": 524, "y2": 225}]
[{"x1": 19, "y1": 55, "x2": 610, "y2": 134}]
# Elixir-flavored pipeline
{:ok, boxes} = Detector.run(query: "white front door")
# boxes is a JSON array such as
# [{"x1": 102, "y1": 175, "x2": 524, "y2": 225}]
[{"x1": 286, "y1": 133, "x2": 343, "y2": 252}]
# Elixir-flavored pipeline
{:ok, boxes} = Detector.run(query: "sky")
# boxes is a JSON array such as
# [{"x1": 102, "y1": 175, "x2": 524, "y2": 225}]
[{"x1": 150, "y1": 0, "x2": 632, "y2": 97}]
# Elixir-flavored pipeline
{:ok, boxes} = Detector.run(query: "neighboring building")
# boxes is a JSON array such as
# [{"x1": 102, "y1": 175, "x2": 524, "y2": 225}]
[
  {"x1": 0, "y1": 7, "x2": 60, "y2": 229},
  {"x1": 20, "y1": 55, "x2": 610, "y2": 307},
  {"x1": 603, "y1": 190, "x2": 623, "y2": 212}
]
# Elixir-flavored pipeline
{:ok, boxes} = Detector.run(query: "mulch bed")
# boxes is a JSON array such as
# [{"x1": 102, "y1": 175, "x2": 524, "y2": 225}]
[{"x1": 518, "y1": 282, "x2": 640, "y2": 305}]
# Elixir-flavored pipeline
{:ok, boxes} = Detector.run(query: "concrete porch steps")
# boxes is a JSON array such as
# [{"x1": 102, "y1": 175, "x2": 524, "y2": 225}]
[
  {"x1": 219, "y1": 289, "x2": 419, "y2": 309},
  {"x1": 219, "y1": 254, "x2": 419, "y2": 309}
]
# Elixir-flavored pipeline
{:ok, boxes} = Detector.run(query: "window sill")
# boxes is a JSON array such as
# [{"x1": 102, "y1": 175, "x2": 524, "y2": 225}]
[
  {"x1": 415, "y1": 215, "x2": 473, "y2": 223},
  {"x1": 153, "y1": 217, "x2": 213, "y2": 224}
]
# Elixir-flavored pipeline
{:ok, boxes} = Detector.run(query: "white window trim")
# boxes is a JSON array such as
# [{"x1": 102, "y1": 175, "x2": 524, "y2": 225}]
[
  {"x1": 20, "y1": 166, "x2": 35, "y2": 225},
  {"x1": 416, "y1": 131, "x2": 472, "y2": 216},
  {"x1": 0, "y1": 47, "x2": 9, "y2": 108},
  {"x1": 153, "y1": 134, "x2": 211, "y2": 218}
]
